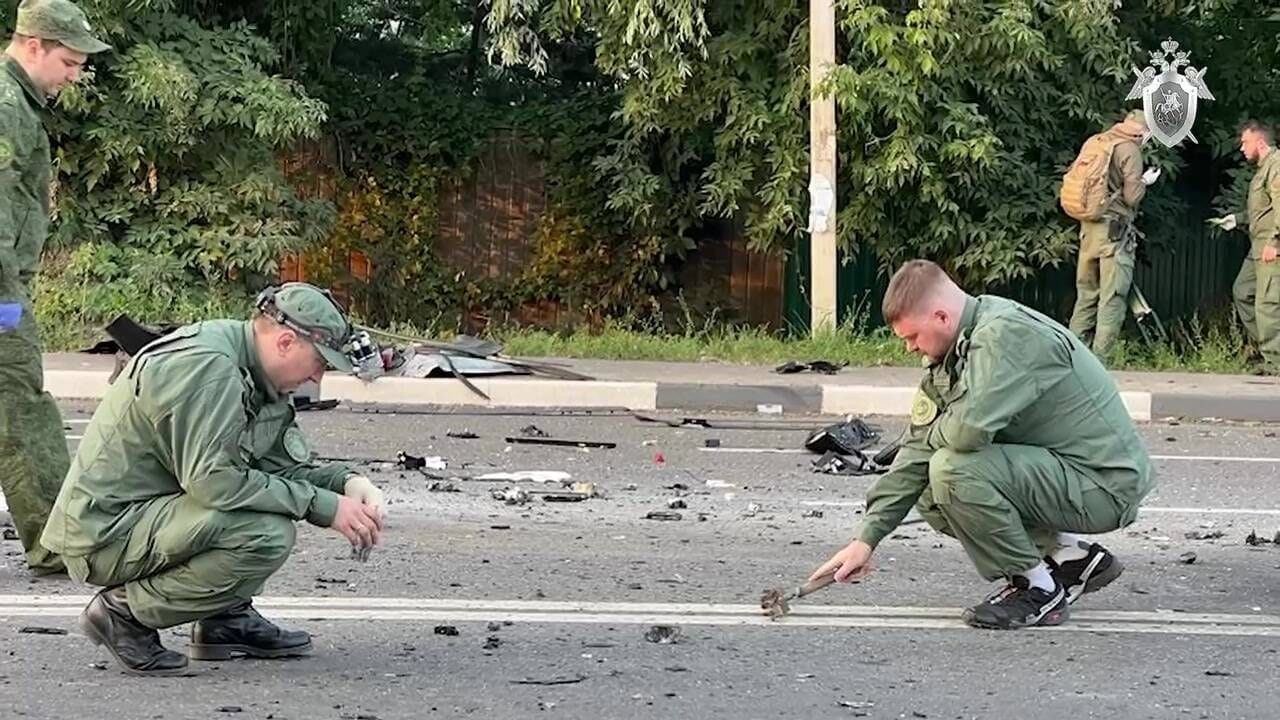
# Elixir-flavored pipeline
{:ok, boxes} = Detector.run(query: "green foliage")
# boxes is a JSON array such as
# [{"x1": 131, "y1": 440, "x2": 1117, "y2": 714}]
[
  {"x1": 22, "y1": 1, "x2": 333, "y2": 344},
  {"x1": 483, "y1": 0, "x2": 1280, "y2": 293}
]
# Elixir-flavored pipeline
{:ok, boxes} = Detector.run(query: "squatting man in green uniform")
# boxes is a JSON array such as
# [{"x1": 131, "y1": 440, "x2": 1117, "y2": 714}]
[
  {"x1": 1209, "y1": 120, "x2": 1280, "y2": 375},
  {"x1": 41, "y1": 283, "x2": 388, "y2": 676},
  {"x1": 1, "y1": 0, "x2": 110, "y2": 575},
  {"x1": 810, "y1": 260, "x2": 1155, "y2": 629}
]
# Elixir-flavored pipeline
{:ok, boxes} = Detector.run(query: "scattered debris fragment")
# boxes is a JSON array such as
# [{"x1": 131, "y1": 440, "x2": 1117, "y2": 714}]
[
  {"x1": 757, "y1": 403, "x2": 783, "y2": 415},
  {"x1": 215, "y1": 707, "x2": 243, "y2": 714},
  {"x1": 294, "y1": 398, "x2": 340, "y2": 412},
  {"x1": 774, "y1": 360, "x2": 846, "y2": 375},
  {"x1": 705, "y1": 438, "x2": 720, "y2": 448},
  {"x1": 644, "y1": 511, "x2": 682, "y2": 521},
  {"x1": 1184, "y1": 529, "x2": 1224, "y2": 540},
  {"x1": 633, "y1": 413, "x2": 819, "y2": 431},
  {"x1": 446, "y1": 429, "x2": 479, "y2": 439},
  {"x1": 483, "y1": 636, "x2": 502, "y2": 650},
  {"x1": 316, "y1": 576, "x2": 349, "y2": 585},
  {"x1": 744, "y1": 503, "x2": 761, "y2": 517},
  {"x1": 2, "y1": 528, "x2": 17, "y2": 541},
  {"x1": 761, "y1": 570, "x2": 837, "y2": 619},
  {"x1": 1179, "y1": 551, "x2": 1197, "y2": 564},
  {"x1": 1204, "y1": 670, "x2": 1234, "y2": 677},
  {"x1": 434, "y1": 625, "x2": 460, "y2": 636},
  {"x1": 519, "y1": 424, "x2": 550, "y2": 437},
  {"x1": 805, "y1": 418, "x2": 881, "y2": 454},
  {"x1": 511, "y1": 674, "x2": 588, "y2": 686},
  {"x1": 487, "y1": 622, "x2": 502, "y2": 632},
  {"x1": 397, "y1": 452, "x2": 446, "y2": 471},
  {"x1": 667, "y1": 498, "x2": 687, "y2": 509},
  {"x1": 643, "y1": 626, "x2": 681, "y2": 644},
  {"x1": 812, "y1": 450, "x2": 884, "y2": 476},
  {"x1": 476, "y1": 471, "x2": 571, "y2": 484},
  {"x1": 18, "y1": 626, "x2": 67, "y2": 635},
  {"x1": 504, "y1": 436, "x2": 616, "y2": 449},
  {"x1": 802, "y1": 509, "x2": 824, "y2": 519},
  {"x1": 425, "y1": 480, "x2": 459, "y2": 492},
  {"x1": 1245, "y1": 530, "x2": 1280, "y2": 546}
]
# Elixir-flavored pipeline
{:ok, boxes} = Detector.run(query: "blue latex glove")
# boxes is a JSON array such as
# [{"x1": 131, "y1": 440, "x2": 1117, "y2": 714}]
[{"x1": 0, "y1": 303, "x2": 20, "y2": 333}]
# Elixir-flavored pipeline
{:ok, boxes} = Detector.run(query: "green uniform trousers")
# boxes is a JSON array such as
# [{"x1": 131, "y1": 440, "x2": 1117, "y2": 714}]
[
  {"x1": 0, "y1": 306, "x2": 68, "y2": 574},
  {"x1": 1232, "y1": 257, "x2": 1280, "y2": 372},
  {"x1": 63, "y1": 494, "x2": 296, "y2": 629},
  {"x1": 914, "y1": 445, "x2": 1135, "y2": 581},
  {"x1": 1068, "y1": 220, "x2": 1134, "y2": 357}
]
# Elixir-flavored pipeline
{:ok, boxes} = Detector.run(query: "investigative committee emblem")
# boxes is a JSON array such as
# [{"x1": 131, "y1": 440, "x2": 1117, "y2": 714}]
[{"x1": 1125, "y1": 38, "x2": 1214, "y2": 148}]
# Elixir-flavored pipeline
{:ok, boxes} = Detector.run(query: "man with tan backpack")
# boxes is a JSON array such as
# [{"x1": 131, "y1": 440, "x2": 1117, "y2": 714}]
[{"x1": 1060, "y1": 109, "x2": 1161, "y2": 358}]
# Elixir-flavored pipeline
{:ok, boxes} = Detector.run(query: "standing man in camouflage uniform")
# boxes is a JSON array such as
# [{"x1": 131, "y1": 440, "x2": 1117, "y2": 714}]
[
  {"x1": 1, "y1": 0, "x2": 110, "y2": 575},
  {"x1": 1067, "y1": 109, "x2": 1161, "y2": 359},
  {"x1": 810, "y1": 260, "x2": 1155, "y2": 630},
  {"x1": 1209, "y1": 120, "x2": 1280, "y2": 374},
  {"x1": 42, "y1": 283, "x2": 388, "y2": 676}
]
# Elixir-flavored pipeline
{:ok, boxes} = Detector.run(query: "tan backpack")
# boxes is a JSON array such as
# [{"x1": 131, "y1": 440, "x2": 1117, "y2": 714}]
[{"x1": 1059, "y1": 132, "x2": 1127, "y2": 221}]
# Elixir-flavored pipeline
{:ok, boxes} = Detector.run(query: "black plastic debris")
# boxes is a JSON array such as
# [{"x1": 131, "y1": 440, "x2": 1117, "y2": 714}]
[
  {"x1": 805, "y1": 419, "x2": 881, "y2": 455},
  {"x1": 511, "y1": 674, "x2": 587, "y2": 686},
  {"x1": 18, "y1": 626, "x2": 67, "y2": 635},
  {"x1": 519, "y1": 424, "x2": 550, "y2": 437},
  {"x1": 644, "y1": 511, "x2": 683, "y2": 521},
  {"x1": 774, "y1": 360, "x2": 847, "y2": 375},
  {"x1": 643, "y1": 625, "x2": 682, "y2": 644},
  {"x1": 447, "y1": 429, "x2": 479, "y2": 439},
  {"x1": 1179, "y1": 551, "x2": 1197, "y2": 564},
  {"x1": 812, "y1": 450, "x2": 883, "y2": 476},
  {"x1": 434, "y1": 625, "x2": 460, "y2": 636},
  {"x1": 505, "y1": 437, "x2": 616, "y2": 449},
  {"x1": 397, "y1": 452, "x2": 427, "y2": 470}
]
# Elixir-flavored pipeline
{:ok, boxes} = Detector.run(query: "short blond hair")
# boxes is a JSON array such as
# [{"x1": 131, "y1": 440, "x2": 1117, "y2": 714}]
[{"x1": 882, "y1": 259, "x2": 950, "y2": 324}]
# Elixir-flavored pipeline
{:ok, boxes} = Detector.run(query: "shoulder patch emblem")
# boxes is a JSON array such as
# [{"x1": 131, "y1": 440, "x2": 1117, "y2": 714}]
[
  {"x1": 283, "y1": 427, "x2": 312, "y2": 463},
  {"x1": 910, "y1": 388, "x2": 939, "y2": 426}
]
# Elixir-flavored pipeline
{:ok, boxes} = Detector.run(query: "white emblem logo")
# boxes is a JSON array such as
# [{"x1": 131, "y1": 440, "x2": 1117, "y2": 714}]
[{"x1": 1125, "y1": 39, "x2": 1214, "y2": 148}]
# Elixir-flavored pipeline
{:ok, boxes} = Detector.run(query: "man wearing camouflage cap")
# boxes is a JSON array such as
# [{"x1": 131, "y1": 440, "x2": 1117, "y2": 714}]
[
  {"x1": 1, "y1": 0, "x2": 111, "y2": 575},
  {"x1": 41, "y1": 283, "x2": 388, "y2": 676}
]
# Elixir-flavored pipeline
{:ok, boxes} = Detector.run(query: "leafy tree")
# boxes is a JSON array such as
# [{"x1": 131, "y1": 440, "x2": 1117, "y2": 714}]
[{"x1": 15, "y1": 0, "x2": 332, "y2": 344}]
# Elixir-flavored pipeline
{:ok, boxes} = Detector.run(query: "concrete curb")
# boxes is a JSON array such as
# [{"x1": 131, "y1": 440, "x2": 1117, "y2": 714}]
[{"x1": 43, "y1": 368, "x2": 1165, "y2": 422}]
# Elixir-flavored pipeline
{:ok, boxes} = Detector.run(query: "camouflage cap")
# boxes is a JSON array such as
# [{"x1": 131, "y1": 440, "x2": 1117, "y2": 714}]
[
  {"x1": 15, "y1": 0, "x2": 111, "y2": 55},
  {"x1": 267, "y1": 283, "x2": 355, "y2": 373}
]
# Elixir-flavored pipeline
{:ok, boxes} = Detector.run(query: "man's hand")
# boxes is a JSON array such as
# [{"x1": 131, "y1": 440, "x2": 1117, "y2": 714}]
[
  {"x1": 1141, "y1": 167, "x2": 1161, "y2": 186},
  {"x1": 1208, "y1": 214, "x2": 1238, "y2": 231},
  {"x1": 330, "y1": 495, "x2": 384, "y2": 549},
  {"x1": 344, "y1": 474, "x2": 387, "y2": 523},
  {"x1": 809, "y1": 540, "x2": 875, "y2": 584},
  {"x1": 1265, "y1": 246, "x2": 1279, "y2": 263}
]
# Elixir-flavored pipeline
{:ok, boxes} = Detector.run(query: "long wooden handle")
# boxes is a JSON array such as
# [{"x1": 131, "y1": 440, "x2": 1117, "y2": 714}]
[{"x1": 794, "y1": 570, "x2": 837, "y2": 599}]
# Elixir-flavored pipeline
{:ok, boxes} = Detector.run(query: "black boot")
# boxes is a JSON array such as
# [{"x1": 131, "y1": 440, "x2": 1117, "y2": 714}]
[
  {"x1": 79, "y1": 586, "x2": 190, "y2": 676},
  {"x1": 189, "y1": 601, "x2": 312, "y2": 660}
]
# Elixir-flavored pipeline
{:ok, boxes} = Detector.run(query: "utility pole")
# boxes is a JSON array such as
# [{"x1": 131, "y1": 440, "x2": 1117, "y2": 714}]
[{"x1": 808, "y1": 0, "x2": 838, "y2": 334}]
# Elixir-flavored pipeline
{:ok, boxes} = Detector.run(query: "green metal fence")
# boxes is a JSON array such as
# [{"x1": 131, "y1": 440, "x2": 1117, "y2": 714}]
[{"x1": 784, "y1": 209, "x2": 1247, "y2": 337}]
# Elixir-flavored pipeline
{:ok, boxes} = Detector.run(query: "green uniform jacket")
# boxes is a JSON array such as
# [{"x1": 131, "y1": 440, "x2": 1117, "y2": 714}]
[
  {"x1": 857, "y1": 295, "x2": 1154, "y2": 548},
  {"x1": 42, "y1": 320, "x2": 351, "y2": 557},
  {"x1": 1234, "y1": 151, "x2": 1280, "y2": 259},
  {"x1": 1104, "y1": 135, "x2": 1146, "y2": 223},
  {"x1": 0, "y1": 57, "x2": 50, "y2": 300}
]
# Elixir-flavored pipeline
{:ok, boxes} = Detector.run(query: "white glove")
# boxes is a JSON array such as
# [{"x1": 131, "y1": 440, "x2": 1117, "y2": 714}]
[
  {"x1": 344, "y1": 474, "x2": 386, "y2": 521},
  {"x1": 1208, "y1": 214, "x2": 1238, "y2": 231},
  {"x1": 1141, "y1": 167, "x2": 1161, "y2": 186}
]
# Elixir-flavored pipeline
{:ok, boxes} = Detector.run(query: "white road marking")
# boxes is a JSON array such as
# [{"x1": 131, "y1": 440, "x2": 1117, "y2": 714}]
[
  {"x1": 64, "y1": 435, "x2": 83, "y2": 441},
  {"x1": 0, "y1": 595, "x2": 1274, "y2": 637},
  {"x1": 798, "y1": 499, "x2": 1280, "y2": 516},
  {"x1": 702, "y1": 446, "x2": 1280, "y2": 464}
]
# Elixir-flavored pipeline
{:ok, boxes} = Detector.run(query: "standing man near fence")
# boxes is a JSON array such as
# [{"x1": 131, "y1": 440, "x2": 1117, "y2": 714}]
[
  {"x1": 1209, "y1": 120, "x2": 1280, "y2": 375},
  {"x1": 0, "y1": 0, "x2": 110, "y2": 575},
  {"x1": 1061, "y1": 109, "x2": 1160, "y2": 360}
]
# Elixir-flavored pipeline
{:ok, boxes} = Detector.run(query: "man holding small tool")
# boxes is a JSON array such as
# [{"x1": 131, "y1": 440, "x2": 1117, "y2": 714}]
[
  {"x1": 41, "y1": 282, "x2": 387, "y2": 675},
  {"x1": 809, "y1": 260, "x2": 1154, "y2": 630}
]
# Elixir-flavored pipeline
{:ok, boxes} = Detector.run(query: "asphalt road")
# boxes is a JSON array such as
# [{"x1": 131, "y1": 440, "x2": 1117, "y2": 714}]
[{"x1": 2, "y1": 401, "x2": 1279, "y2": 719}]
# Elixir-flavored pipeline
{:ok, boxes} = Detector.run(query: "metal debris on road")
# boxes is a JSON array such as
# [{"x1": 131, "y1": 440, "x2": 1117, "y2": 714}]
[
  {"x1": 397, "y1": 452, "x2": 446, "y2": 471},
  {"x1": 504, "y1": 436, "x2": 617, "y2": 449},
  {"x1": 18, "y1": 626, "x2": 67, "y2": 635},
  {"x1": 1179, "y1": 551, "x2": 1198, "y2": 564},
  {"x1": 643, "y1": 626, "x2": 681, "y2": 644},
  {"x1": 446, "y1": 429, "x2": 479, "y2": 439},
  {"x1": 643, "y1": 511, "x2": 683, "y2": 521},
  {"x1": 804, "y1": 418, "x2": 881, "y2": 454},
  {"x1": 519, "y1": 424, "x2": 550, "y2": 437},
  {"x1": 760, "y1": 570, "x2": 837, "y2": 620},
  {"x1": 1185, "y1": 529, "x2": 1225, "y2": 540},
  {"x1": 434, "y1": 625, "x2": 460, "y2": 636},
  {"x1": 511, "y1": 674, "x2": 588, "y2": 686}
]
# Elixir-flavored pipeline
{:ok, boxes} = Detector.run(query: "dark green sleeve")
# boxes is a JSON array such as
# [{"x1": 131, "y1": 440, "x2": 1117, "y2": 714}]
[
  {"x1": 158, "y1": 371, "x2": 340, "y2": 527},
  {"x1": 267, "y1": 428, "x2": 354, "y2": 495},
  {"x1": 856, "y1": 430, "x2": 931, "y2": 548},
  {"x1": 0, "y1": 106, "x2": 23, "y2": 287}
]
